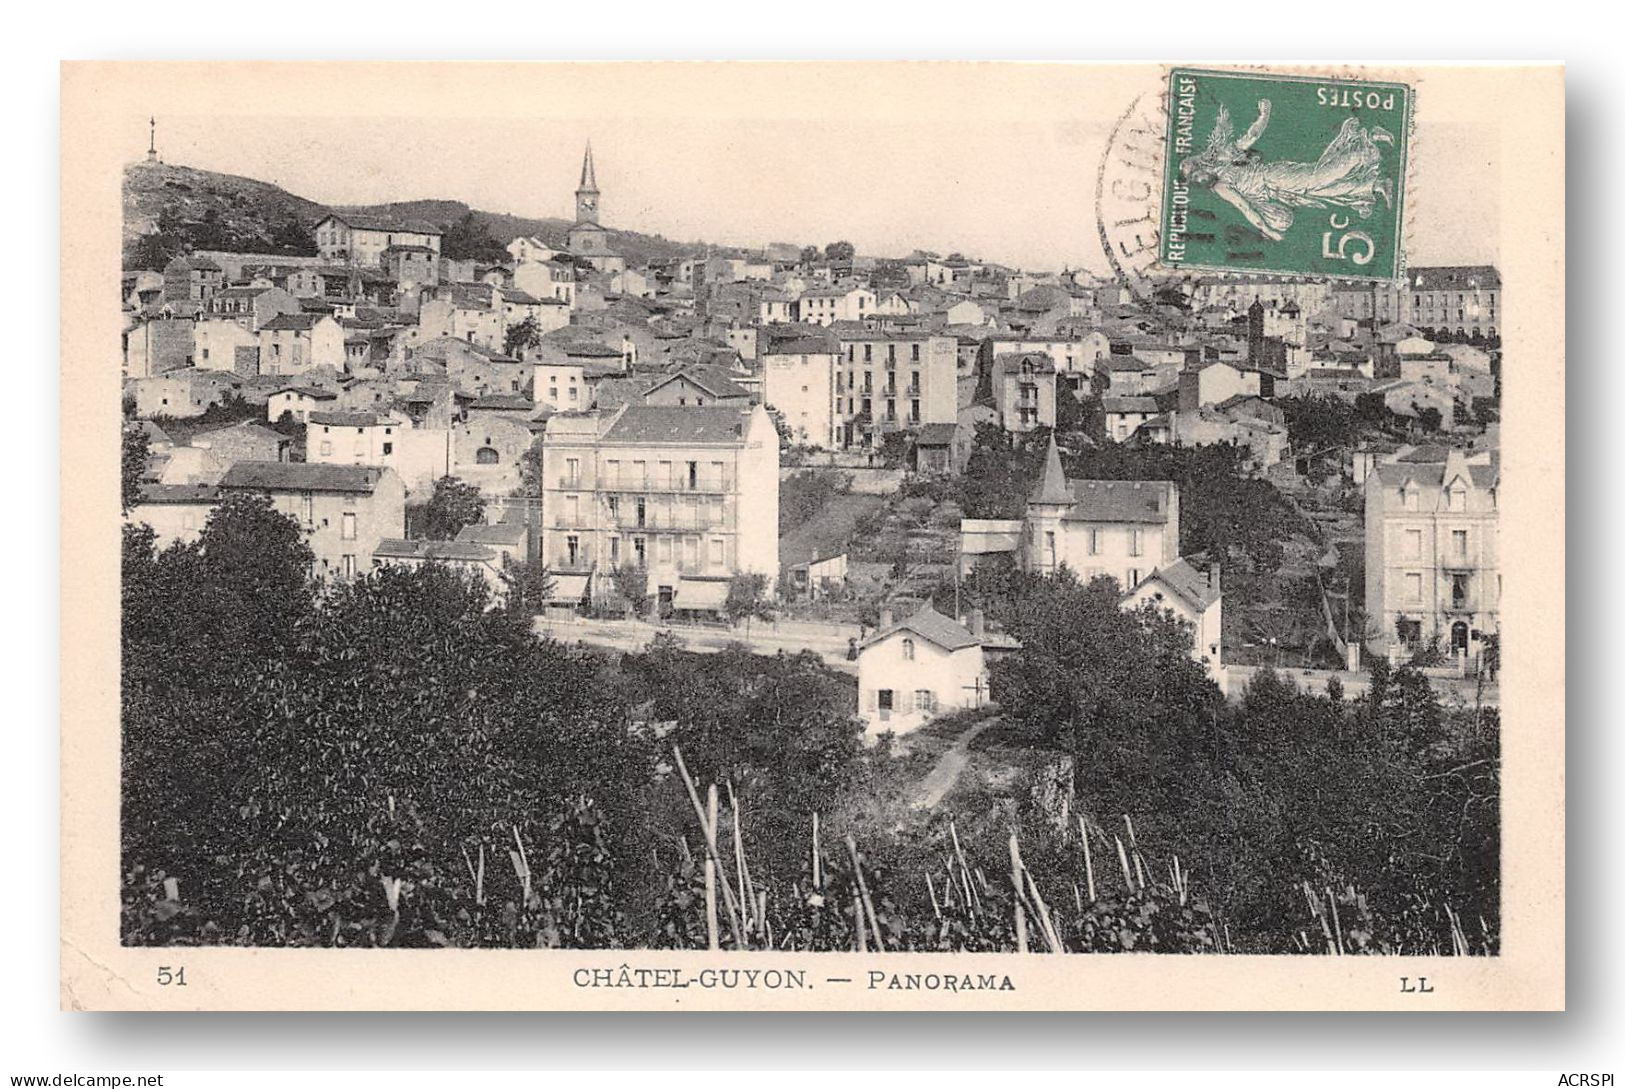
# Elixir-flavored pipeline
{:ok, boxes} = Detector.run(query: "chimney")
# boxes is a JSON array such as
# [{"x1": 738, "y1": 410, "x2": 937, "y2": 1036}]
[
  {"x1": 878, "y1": 607, "x2": 894, "y2": 630},
  {"x1": 1208, "y1": 563, "x2": 1221, "y2": 595},
  {"x1": 968, "y1": 608, "x2": 985, "y2": 638}
]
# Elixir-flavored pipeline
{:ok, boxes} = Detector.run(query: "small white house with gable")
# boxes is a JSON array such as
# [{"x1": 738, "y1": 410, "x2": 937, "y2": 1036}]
[{"x1": 856, "y1": 603, "x2": 1015, "y2": 737}]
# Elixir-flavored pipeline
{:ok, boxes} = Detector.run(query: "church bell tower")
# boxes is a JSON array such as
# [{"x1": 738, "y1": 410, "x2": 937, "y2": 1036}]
[{"x1": 575, "y1": 141, "x2": 600, "y2": 225}]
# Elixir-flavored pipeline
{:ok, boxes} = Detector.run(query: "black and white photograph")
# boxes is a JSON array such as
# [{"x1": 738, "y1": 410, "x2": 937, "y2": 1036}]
[{"x1": 56, "y1": 58, "x2": 1565, "y2": 1016}]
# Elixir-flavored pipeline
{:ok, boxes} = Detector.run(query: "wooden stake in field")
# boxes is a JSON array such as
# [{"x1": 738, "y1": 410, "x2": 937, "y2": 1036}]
[
  {"x1": 509, "y1": 826, "x2": 532, "y2": 906},
  {"x1": 703, "y1": 857, "x2": 719, "y2": 951},
  {"x1": 845, "y1": 833, "x2": 886, "y2": 952},
  {"x1": 1114, "y1": 836, "x2": 1134, "y2": 892},
  {"x1": 810, "y1": 812, "x2": 823, "y2": 890},
  {"x1": 1078, "y1": 816, "x2": 1097, "y2": 903},
  {"x1": 853, "y1": 887, "x2": 868, "y2": 953},
  {"x1": 671, "y1": 747, "x2": 747, "y2": 948},
  {"x1": 1008, "y1": 834, "x2": 1029, "y2": 954}
]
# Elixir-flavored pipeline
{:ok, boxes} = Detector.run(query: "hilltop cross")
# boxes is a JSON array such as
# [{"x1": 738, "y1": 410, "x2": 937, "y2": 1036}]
[{"x1": 147, "y1": 116, "x2": 158, "y2": 164}]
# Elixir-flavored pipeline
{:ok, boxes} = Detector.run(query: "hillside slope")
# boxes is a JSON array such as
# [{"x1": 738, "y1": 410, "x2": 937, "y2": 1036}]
[{"x1": 124, "y1": 161, "x2": 702, "y2": 270}]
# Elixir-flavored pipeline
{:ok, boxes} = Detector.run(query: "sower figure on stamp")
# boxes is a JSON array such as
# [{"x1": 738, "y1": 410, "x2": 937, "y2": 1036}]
[{"x1": 1181, "y1": 99, "x2": 1395, "y2": 242}]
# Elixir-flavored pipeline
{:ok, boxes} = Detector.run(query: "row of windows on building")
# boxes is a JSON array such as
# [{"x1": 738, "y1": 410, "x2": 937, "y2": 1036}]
[
  {"x1": 846, "y1": 342, "x2": 922, "y2": 364},
  {"x1": 840, "y1": 370, "x2": 921, "y2": 394},
  {"x1": 1040, "y1": 527, "x2": 1149, "y2": 557},
  {"x1": 559, "y1": 532, "x2": 728, "y2": 569},
  {"x1": 558, "y1": 457, "x2": 730, "y2": 490},
  {"x1": 871, "y1": 688, "x2": 939, "y2": 715}
]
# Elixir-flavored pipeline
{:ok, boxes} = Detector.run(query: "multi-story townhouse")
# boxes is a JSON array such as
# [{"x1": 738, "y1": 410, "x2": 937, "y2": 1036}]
[
  {"x1": 1401, "y1": 265, "x2": 1501, "y2": 341},
  {"x1": 216, "y1": 461, "x2": 406, "y2": 581},
  {"x1": 258, "y1": 314, "x2": 346, "y2": 376},
  {"x1": 992, "y1": 352, "x2": 1058, "y2": 433},
  {"x1": 829, "y1": 326, "x2": 957, "y2": 448},
  {"x1": 797, "y1": 285, "x2": 876, "y2": 326},
  {"x1": 1364, "y1": 445, "x2": 1500, "y2": 663},
  {"x1": 540, "y1": 403, "x2": 779, "y2": 616},
  {"x1": 760, "y1": 334, "x2": 841, "y2": 449}
]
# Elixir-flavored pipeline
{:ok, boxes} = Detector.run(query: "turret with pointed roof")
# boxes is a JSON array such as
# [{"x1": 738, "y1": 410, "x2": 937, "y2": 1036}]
[{"x1": 1031, "y1": 434, "x2": 1071, "y2": 507}]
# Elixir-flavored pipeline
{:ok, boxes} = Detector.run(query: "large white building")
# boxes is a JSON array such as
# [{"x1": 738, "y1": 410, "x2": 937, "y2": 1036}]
[
  {"x1": 761, "y1": 333, "x2": 841, "y2": 448},
  {"x1": 313, "y1": 214, "x2": 443, "y2": 269},
  {"x1": 829, "y1": 326, "x2": 958, "y2": 448},
  {"x1": 1024, "y1": 439, "x2": 1179, "y2": 591},
  {"x1": 1364, "y1": 444, "x2": 1500, "y2": 664},
  {"x1": 539, "y1": 403, "x2": 779, "y2": 615}
]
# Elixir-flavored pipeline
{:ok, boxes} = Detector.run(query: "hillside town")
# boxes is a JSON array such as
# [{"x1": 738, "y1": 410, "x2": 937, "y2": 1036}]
[{"x1": 122, "y1": 139, "x2": 1503, "y2": 737}]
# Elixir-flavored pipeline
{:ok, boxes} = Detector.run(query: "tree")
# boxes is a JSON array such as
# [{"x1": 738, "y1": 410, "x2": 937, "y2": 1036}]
[
  {"x1": 501, "y1": 557, "x2": 555, "y2": 617},
  {"x1": 798, "y1": 245, "x2": 820, "y2": 265},
  {"x1": 1415, "y1": 406, "x2": 1444, "y2": 434},
  {"x1": 269, "y1": 217, "x2": 317, "y2": 257},
  {"x1": 504, "y1": 315, "x2": 543, "y2": 357},
  {"x1": 610, "y1": 563, "x2": 648, "y2": 618},
  {"x1": 724, "y1": 573, "x2": 775, "y2": 643},
  {"x1": 514, "y1": 437, "x2": 544, "y2": 498},
  {"x1": 424, "y1": 476, "x2": 486, "y2": 540},
  {"x1": 122, "y1": 427, "x2": 150, "y2": 515},
  {"x1": 988, "y1": 568, "x2": 1222, "y2": 814},
  {"x1": 441, "y1": 211, "x2": 508, "y2": 263},
  {"x1": 824, "y1": 241, "x2": 855, "y2": 263}
]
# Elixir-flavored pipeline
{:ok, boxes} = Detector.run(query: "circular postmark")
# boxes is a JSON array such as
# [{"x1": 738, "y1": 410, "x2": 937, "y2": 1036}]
[{"x1": 1094, "y1": 87, "x2": 1181, "y2": 315}]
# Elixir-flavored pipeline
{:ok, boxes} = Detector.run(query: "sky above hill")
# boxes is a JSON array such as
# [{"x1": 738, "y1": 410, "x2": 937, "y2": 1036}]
[{"x1": 141, "y1": 64, "x2": 1498, "y2": 273}]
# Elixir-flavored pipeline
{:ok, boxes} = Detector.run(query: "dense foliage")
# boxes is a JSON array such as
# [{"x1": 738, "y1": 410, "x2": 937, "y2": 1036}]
[
  {"x1": 423, "y1": 475, "x2": 486, "y2": 540},
  {"x1": 954, "y1": 424, "x2": 1309, "y2": 568},
  {"x1": 123, "y1": 498, "x2": 1496, "y2": 954}
]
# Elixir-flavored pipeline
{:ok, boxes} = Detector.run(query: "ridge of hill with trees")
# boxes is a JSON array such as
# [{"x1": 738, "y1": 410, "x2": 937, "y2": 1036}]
[{"x1": 123, "y1": 161, "x2": 701, "y2": 271}]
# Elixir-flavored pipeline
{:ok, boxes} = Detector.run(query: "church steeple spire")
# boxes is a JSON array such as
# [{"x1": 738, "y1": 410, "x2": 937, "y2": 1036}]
[
  {"x1": 580, "y1": 141, "x2": 597, "y2": 190},
  {"x1": 575, "y1": 141, "x2": 600, "y2": 224}
]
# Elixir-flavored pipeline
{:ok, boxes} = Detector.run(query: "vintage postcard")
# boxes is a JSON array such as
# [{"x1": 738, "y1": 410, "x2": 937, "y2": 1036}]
[{"x1": 60, "y1": 61, "x2": 1564, "y2": 1011}]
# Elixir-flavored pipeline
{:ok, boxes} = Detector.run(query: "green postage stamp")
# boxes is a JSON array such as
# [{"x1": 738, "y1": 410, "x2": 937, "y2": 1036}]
[{"x1": 1160, "y1": 67, "x2": 1412, "y2": 282}]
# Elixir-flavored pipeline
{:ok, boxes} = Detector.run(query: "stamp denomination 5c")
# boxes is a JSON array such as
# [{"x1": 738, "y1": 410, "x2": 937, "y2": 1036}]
[{"x1": 1160, "y1": 67, "x2": 1412, "y2": 282}]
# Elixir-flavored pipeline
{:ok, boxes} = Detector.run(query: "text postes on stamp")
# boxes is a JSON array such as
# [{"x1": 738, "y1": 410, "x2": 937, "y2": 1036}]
[{"x1": 1160, "y1": 67, "x2": 1412, "y2": 282}]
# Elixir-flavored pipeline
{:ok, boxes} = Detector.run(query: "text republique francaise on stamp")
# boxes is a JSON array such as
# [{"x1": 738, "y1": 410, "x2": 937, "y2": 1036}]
[{"x1": 1161, "y1": 68, "x2": 1413, "y2": 282}]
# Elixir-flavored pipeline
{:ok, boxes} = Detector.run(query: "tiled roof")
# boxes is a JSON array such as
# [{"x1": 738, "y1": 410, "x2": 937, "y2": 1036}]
[
  {"x1": 1060, "y1": 479, "x2": 1175, "y2": 524},
  {"x1": 648, "y1": 365, "x2": 751, "y2": 400},
  {"x1": 219, "y1": 461, "x2": 390, "y2": 495},
  {"x1": 135, "y1": 483, "x2": 219, "y2": 505},
  {"x1": 192, "y1": 420, "x2": 288, "y2": 444},
  {"x1": 1103, "y1": 396, "x2": 1160, "y2": 414},
  {"x1": 456, "y1": 523, "x2": 528, "y2": 547},
  {"x1": 309, "y1": 411, "x2": 393, "y2": 428},
  {"x1": 861, "y1": 603, "x2": 979, "y2": 653},
  {"x1": 599, "y1": 405, "x2": 750, "y2": 445},
  {"x1": 322, "y1": 212, "x2": 444, "y2": 236},
  {"x1": 914, "y1": 422, "x2": 957, "y2": 445},
  {"x1": 272, "y1": 386, "x2": 337, "y2": 400},
  {"x1": 469, "y1": 394, "x2": 534, "y2": 411},
  {"x1": 764, "y1": 335, "x2": 839, "y2": 355},
  {"x1": 1131, "y1": 558, "x2": 1221, "y2": 611},
  {"x1": 373, "y1": 538, "x2": 497, "y2": 562},
  {"x1": 260, "y1": 313, "x2": 324, "y2": 332},
  {"x1": 1406, "y1": 265, "x2": 1501, "y2": 290}
]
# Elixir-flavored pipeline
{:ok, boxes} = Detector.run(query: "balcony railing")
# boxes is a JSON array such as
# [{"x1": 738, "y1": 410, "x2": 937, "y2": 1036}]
[
  {"x1": 553, "y1": 551, "x2": 595, "y2": 572},
  {"x1": 600, "y1": 477, "x2": 733, "y2": 494}
]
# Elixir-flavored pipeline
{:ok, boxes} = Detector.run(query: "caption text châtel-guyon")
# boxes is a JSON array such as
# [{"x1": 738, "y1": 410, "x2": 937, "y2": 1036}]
[{"x1": 571, "y1": 965, "x2": 1018, "y2": 992}]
